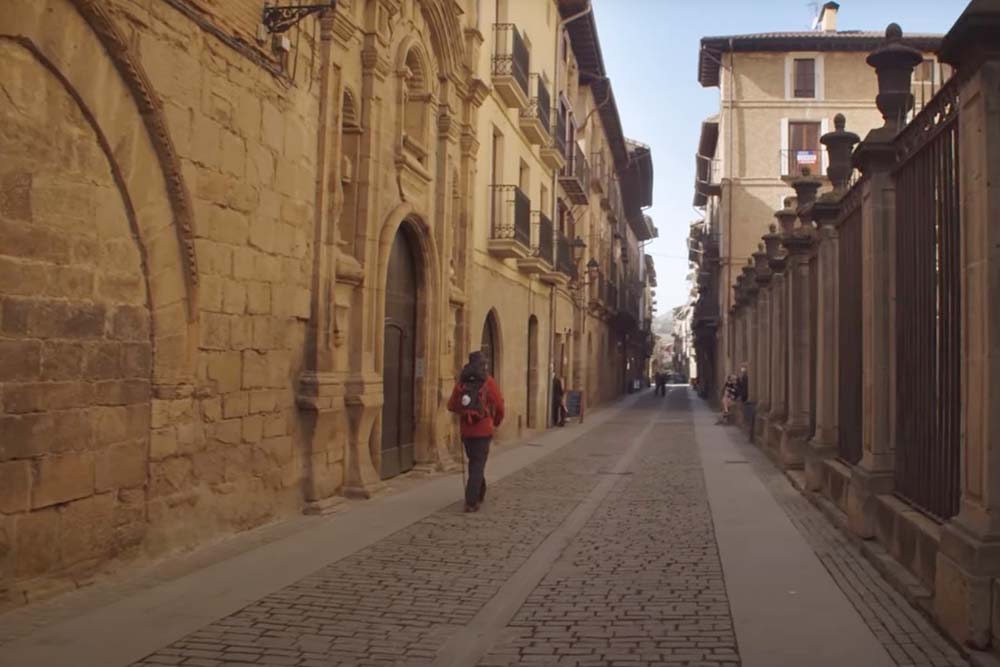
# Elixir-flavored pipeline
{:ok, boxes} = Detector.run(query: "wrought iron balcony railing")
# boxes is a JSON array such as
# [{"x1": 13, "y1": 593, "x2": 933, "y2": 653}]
[
  {"x1": 492, "y1": 24, "x2": 529, "y2": 108},
  {"x1": 534, "y1": 211, "x2": 554, "y2": 265},
  {"x1": 519, "y1": 75, "x2": 551, "y2": 145},
  {"x1": 559, "y1": 143, "x2": 590, "y2": 204},
  {"x1": 556, "y1": 233, "x2": 576, "y2": 278},
  {"x1": 490, "y1": 185, "x2": 531, "y2": 247}
]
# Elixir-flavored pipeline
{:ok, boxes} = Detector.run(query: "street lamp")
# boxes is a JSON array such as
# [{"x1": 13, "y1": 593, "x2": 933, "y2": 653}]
[
  {"x1": 586, "y1": 257, "x2": 600, "y2": 282},
  {"x1": 571, "y1": 236, "x2": 587, "y2": 263}
]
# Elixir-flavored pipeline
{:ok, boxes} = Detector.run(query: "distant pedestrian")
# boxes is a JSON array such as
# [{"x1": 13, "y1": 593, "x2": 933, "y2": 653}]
[
  {"x1": 655, "y1": 372, "x2": 667, "y2": 396},
  {"x1": 552, "y1": 374, "x2": 567, "y2": 426},
  {"x1": 448, "y1": 351, "x2": 505, "y2": 513},
  {"x1": 720, "y1": 373, "x2": 739, "y2": 423},
  {"x1": 736, "y1": 366, "x2": 749, "y2": 403}
]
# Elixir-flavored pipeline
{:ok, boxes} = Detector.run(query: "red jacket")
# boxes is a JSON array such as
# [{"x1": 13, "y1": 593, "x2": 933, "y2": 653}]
[{"x1": 447, "y1": 375, "x2": 505, "y2": 438}]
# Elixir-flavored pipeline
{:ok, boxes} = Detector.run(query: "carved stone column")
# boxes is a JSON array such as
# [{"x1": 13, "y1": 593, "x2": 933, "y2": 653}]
[
  {"x1": 805, "y1": 114, "x2": 859, "y2": 491},
  {"x1": 765, "y1": 201, "x2": 796, "y2": 453},
  {"x1": 775, "y1": 172, "x2": 821, "y2": 468},
  {"x1": 846, "y1": 24, "x2": 922, "y2": 537},
  {"x1": 934, "y1": 3, "x2": 1000, "y2": 648},
  {"x1": 752, "y1": 243, "x2": 773, "y2": 446}
]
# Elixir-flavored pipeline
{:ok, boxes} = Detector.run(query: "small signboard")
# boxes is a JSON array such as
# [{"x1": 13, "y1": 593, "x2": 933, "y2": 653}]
[
  {"x1": 796, "y1": 150, "x2": 818, "y2": 165},
  {"x1": 565, "y1": 390, "x2": 583, "y2": 420}
]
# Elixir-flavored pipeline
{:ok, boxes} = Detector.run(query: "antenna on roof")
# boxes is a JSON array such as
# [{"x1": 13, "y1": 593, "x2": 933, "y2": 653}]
[{"x1": 807, "y1": 1, "x2": 821, "y2": 30}]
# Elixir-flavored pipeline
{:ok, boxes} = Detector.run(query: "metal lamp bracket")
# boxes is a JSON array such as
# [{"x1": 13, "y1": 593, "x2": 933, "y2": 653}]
[{"x1": 262, "y1": 3, "x2": 333, "y2": 34}]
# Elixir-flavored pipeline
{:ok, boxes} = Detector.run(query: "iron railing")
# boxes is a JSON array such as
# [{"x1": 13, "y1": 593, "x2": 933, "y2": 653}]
[
  {"x1": 556, "y1": 233, "x2": 575, "y2": 278},
  {"x1": 522, "y1": 75, "x2": 550, "y2": 135},
  {"x1": 492, "y1": 24, "x2": 529, "y2": 99},
  {"x1": 591, "y1": 151, "x2": 606, "y2": 193},
  {"x1": 490, "y1": 185, "x2": 531, "y2": 247},
  {"x1": 568, "y1": 143, "x2": 590, "y2": 185},
  {"x1": 780, "y1": 148, "x2": 821, "y2": 177},
  {"x1": 893, "y1": 76, "x2": 961, "y2": 521},
  {"x1": 837, "y1": 178, "x2": 864, "y2": 465},
  {"x1": 532, "y1": 211, "x2": 554, "y2": 265},
  {"x1": 553, "y1": 109, "x2": 567, "y2": 158}
]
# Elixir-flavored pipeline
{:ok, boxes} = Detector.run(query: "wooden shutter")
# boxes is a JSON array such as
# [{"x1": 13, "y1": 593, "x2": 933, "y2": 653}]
[{"x1": 793, "y1": 59, "x2": 816, "y2": 98}]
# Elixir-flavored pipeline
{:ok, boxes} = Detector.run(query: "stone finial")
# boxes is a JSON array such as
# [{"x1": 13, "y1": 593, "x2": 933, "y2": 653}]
[
  {"x1": 775, "y1": 199, "x2": 798, "y2": 235},
  {"x1": 821, "y1": 113, "x2": 861, "y2": 192},
  {"x1": 752, "y1": 242, "x2": 770, "y2": 276},
  {"x1": 866, "y1": 24, "x2": 924, "y2": 132},
  {"x1": 763, "y1": 224, "x2": 782, "y2": 261},
  {"x1": 790, "y1": 169, "x2": 823, "y2": 211}
]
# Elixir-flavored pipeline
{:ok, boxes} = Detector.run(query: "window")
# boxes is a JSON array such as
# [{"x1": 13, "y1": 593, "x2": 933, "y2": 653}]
[
  {"x1": 788, "y1": 121, "x2": 821, "y2": 176},
  {"x1": 793, "y1": 58, "x2": 816, "y2": 98}
]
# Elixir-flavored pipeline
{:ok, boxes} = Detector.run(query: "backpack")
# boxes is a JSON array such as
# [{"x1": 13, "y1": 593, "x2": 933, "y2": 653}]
[{"x1": 458, "y1": 377, "x2": 488, "y2": 424}]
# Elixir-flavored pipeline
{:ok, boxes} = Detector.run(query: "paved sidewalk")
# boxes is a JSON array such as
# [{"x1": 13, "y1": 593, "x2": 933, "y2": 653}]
[{"x1": 0, "y1": 387, "x2": 968, "y2": 667}]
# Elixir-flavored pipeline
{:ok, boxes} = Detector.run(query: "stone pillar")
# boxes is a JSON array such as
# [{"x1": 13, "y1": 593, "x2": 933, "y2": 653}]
[
  {"x1": 933, "y1": 2, "x2": 1000, "y2": 649},
  {"x1": 805, "y1": 114, "x2": 860, "y2": 491},
  {"x1": 846, "y1": 24, "x2": 922, "y2": 538},
  {"x1": 742, "y1": 261, "x2": 758, "y2": 433},
  {"x1": 765, "y1": 201, "x2": 797, "y2": 454},
  {"x1": 778, "y1": 170, "x2": 820, "y2": 468},
  {"x1": 752, "y1": 243, "x2": 773, "y2": 446}
]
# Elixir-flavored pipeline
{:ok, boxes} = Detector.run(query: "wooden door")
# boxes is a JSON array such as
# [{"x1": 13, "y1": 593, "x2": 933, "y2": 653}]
[{"x1": 381, "y1": 228, "x2": 417, "y2": 479}]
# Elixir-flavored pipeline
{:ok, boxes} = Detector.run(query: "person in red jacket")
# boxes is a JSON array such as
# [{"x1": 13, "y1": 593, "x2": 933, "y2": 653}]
[{"x1": 447, "y1": 351, "x2": 505, "y2": 512}]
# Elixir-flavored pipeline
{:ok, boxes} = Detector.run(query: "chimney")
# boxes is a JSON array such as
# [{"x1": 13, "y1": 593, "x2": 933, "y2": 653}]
[{"x1": 819, "y1": 1, "x2": 839, "y2": 32}]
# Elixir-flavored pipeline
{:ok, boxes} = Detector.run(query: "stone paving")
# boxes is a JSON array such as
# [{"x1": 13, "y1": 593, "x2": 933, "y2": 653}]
[
  {"x1": 728, "y1": 433, "x2": 968, "y2": 667},
  {"x1": 7, "y1": 387, "x2": 971, "y2": 667},
  {"x1": 478, "y1": 395, "x2": 738, "y2": 666},
  {"x1": 132, "y1": 403, "x2": 664, "y2": 666}
]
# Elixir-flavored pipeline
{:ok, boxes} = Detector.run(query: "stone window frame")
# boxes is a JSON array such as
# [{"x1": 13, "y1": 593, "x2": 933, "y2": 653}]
[{"x1": 783, "y1": 52, "x2": 825, "y2": 101}]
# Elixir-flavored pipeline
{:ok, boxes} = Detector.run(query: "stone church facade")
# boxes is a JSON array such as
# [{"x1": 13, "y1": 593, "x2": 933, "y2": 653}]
[{"x1": 0, "y1": 0, "x2": 654, "y2": 605}]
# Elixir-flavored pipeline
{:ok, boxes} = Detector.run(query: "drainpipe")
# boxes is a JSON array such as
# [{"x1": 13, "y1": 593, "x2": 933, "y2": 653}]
[{"x1": 546, "y1": 0, "x2": 592, "y2": 427}]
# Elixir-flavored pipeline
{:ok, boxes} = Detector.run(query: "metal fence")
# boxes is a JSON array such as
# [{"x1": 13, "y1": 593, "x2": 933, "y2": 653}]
[
  {"x1": 893, "y1": 75, "x2": 962, "y2": 521},
  {"x1": 837, "y1": 180, "x2": 864, "y2": 465}
]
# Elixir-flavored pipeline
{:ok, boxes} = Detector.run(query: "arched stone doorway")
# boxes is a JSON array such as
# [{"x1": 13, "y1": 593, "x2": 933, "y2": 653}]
[
  {"x1": 527, "y1": 315, "x2": 539, "y2": 428},
  {"x1": 481, "y1": 310, "x2": 500, "y2": 379},
  {"x1": 381, "y1": 226, "x2": 419, "y2": 479}
]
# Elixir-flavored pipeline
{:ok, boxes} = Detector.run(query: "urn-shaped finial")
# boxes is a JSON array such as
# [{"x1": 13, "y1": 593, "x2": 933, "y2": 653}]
[
  {"x1": 866, "y1": 24, "x2": 924, "y2": 132},
  {"x1": 775, "y1": 197, "x2": 798, "y2": 235},
  {"x1": 821, "y1": 113, "x2": 861, "y2": 191}
]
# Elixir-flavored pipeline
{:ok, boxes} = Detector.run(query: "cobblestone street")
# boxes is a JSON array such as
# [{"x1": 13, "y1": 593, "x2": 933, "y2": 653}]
[{"x1": 0, "y1": 389, "x2": 969, "y2": 667}]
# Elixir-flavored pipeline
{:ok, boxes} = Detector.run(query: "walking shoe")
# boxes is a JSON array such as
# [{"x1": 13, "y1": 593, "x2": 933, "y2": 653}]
[{"x1": 464, "y1": 504, "x2": 475, "y2": 513}]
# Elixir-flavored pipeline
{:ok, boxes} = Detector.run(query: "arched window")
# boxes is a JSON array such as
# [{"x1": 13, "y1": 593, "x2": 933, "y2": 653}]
[{"x1": 401, "y1": 48, "x2": 429, "y2": 163}]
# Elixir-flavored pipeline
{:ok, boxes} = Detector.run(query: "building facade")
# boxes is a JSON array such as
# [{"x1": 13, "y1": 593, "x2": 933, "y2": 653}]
[
  {"x1": 690, "y1": 1, "x2": 941, "y2": 401},
  {"x1": 0, "y1": 0, "x2": 654, "y2": 605}
]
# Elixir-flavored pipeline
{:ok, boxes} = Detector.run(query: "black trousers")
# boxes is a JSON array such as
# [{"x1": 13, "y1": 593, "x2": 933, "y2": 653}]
[{"x1": 463, "y1": 437, "x2": 490, "y2": 507}]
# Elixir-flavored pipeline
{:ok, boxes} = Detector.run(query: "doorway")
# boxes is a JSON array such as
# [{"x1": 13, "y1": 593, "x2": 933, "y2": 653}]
[
  {"x1": 481, "y1": 310, "x2": 500, "y2": 378},
  {"x1": 381, "y1": 226, "x2": 418, "y2": 479},
  {"x1": 527, "y1": 316, "x2": 539, "y2": 427}
]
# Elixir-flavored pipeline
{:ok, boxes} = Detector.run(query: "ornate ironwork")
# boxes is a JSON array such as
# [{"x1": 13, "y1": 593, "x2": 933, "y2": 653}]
[
  {"x1": 893, "y1": 71, "x2": 962, "y2": 164},
  {"x1": 262, "y1": 3, "x2": 332, "y2": 34}
]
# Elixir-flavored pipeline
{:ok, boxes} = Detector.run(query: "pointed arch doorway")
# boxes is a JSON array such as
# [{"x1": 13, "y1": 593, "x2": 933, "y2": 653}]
[
  {"x1": 481, "y1": 310, "x2": 501, "y2": 379},
  {"x1": 381, "y1": 226, "x2": 418, "y2": 479}
]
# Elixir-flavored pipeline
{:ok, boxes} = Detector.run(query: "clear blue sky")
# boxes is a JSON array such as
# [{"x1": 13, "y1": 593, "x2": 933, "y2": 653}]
[{"x1": 592, "y1": 0, "x2": 967, "y2": 314}]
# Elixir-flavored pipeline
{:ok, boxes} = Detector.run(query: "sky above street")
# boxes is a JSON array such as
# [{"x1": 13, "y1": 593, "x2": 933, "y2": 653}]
[{"x1": 592, "y1": 0, "x2": 967, "y2": 315}]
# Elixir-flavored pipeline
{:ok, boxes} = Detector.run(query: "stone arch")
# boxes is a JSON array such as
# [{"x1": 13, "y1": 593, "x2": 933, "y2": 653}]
[
  {"x1": 373, "y1": 203, "x2": 443, "y2": 468},
  {"x1": 480, "y1": 308, "x2": 503, "y2": 381},
  {"x1": 1, "y1": 0, "x2": 197, "y2": 386},
  {"x1": 414, "y1": 0, "x2": 468, "y2": 86}
]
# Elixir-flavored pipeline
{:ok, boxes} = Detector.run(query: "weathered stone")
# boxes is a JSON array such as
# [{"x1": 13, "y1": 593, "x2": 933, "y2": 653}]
[
  {"x1": 60, "y1": 493, "x2": 115, "y2": 563},
  {"x1": 32, "y1": 451, "x2": 94, "y2": 509},
  {"x1": 95, "y1": 439, "x2": 147, "y2": 491},
  {"x1": 0, "y1": 460, "x2": 31, "y2": 513},
  {"x1": 0, "y1": 339, "x2": 41, "y2": 381},
  {"x1": 4, "y1": 382, "x2": 94, "y2": 414},
  {"x1": 14, "y1": 508, "x2": 60, "y2": 578}
]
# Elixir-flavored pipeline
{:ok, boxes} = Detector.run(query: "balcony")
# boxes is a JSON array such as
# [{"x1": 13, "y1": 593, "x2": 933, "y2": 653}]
[
  {"x1": 492, "y1": 24, "x2": 529, "y2": 109},
  {"x1": 519, "y1": 75, "x2": 551, "y2": 145},
  {"x1": 779, "y1": 148, "x2": 822, "y2": 179},
  {"x1": 591, "y1": 152, "x2": 606, "y2": 195},
  {"x1": 559, "y1": 143, "x2": 590, "y2": 204},
  {"x1": 607, "y1": 281, "x2": 619, "y2": 313},
  {"x1": 542, "y1": 232, "x2": 575, "y2": 286},
  {"x1": 488, "y1": 185, "x2": 531, "y2": 259},
  {"x1": 588, "y1": 272, "x2": 605, "y2": 309},
  {"x1": 540, "y1": 109, "x2": 566, "y2": 171},
  {"x1": 517, "y1": 211, "x2": 554, "y2": 275}
]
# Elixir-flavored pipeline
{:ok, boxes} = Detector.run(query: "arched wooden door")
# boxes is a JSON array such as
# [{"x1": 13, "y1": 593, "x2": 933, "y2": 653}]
[
  {"x1": 481, "y1": 311, "x2": 500, "y2": 378},
  {"x1": 527, "y1": 316, "x2": 539, "y2": 427},
  {"x1": 381, "y1": 227, "x2": 418, "y2": 479}
]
